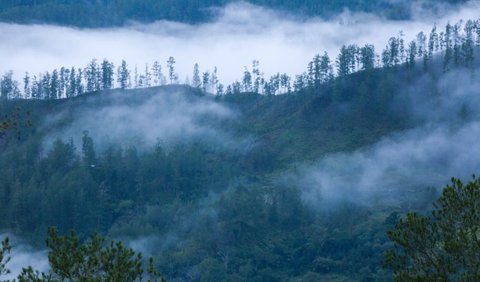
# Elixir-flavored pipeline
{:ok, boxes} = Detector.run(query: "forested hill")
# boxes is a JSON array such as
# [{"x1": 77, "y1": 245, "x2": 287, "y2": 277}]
[
  {"x1": 0, "y1": 0, "x2": 469, "y2": 27},
  {"x1": 1, "y1": 49, "x2": 479, "y2": 280}
]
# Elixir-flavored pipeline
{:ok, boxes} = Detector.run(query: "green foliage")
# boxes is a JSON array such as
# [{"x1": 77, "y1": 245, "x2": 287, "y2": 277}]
[
  {"x1": 0, "y1": 31, "x2": 478, "y2": 279},
  {"x1": 0, "y1": 62, "x2": 442, "y2": 280},
  {"x1": 12, "y1": 227, "x2": 165, "y2": 282},
  {"x1": 0, "y1": 0, "x2": 466, "y2": 27},
  {"x1": 385, "y1": 177, "x2": 480, "y2": 281},
  {"x1": 0, "y1": 237, "x2": 11, "y2": 278}
]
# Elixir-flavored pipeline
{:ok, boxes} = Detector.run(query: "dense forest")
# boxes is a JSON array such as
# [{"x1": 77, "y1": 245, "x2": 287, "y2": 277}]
[
  {"x1": 1, "y1": 16, "x2": 480, "y2": 279},
  {"x1": 0, "y1": 0, "x2": 471, "y2": 27},
  {"x1": 2, "y1": 1, "x2": 480, "y2": 280}
]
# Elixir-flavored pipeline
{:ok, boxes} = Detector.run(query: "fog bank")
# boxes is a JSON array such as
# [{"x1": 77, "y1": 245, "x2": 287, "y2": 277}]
[
  {"x1": 0, "y1": 234, "x2": 48, "y2": 280},
  {"x1": 0, "y1": 1, "x2": 479, "y2": 85},
  {"x1": 42, "y1": 90, "x2": 236, "y2": 151},
  {"x1": 298, "y1": 68, "x2": 480, "y2": 208}
]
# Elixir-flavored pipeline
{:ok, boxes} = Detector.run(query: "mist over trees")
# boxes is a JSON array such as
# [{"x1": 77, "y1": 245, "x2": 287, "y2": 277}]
[
  {"x1": 1, "y1": 228, "x2": 165, "y2": 281},
  {"x1": 2, "y1": 2, "x2": 480, "y2": 281},
  {"x1": 1, "y1": 19, "x2": 480, "y2": 100}
]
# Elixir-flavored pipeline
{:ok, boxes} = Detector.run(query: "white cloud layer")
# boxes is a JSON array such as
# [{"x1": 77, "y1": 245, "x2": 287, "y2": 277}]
[{"x1": 0, "y1": 1, "x2": 479, "y2": 85}]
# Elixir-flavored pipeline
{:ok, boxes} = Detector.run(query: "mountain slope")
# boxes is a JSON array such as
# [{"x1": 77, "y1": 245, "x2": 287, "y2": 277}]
[
  {"x1": 1, "y1": 56, "x2": 479, "y2": 280},
  {"x1": 0, "y1": 0, "x2": 469, "y2": 27}
]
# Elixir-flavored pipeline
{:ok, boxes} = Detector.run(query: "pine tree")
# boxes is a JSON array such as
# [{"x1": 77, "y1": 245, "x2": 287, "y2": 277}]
[
  {"x1": 210, "y1": 66, "x2": 218, "y2": 92},
  {"x1": 50, "y1": 69, "x2": 59, "y2": 99},
  {"x1": 75, "y1": 68, "x2": 84, "y2": 96},
  {"x1": 117, "y1": 60, "x2": 130, "y2": 89},
  {"x1": 85, "y1": 59, "x2": 99, "y2": 93},
  {"x1": 59, "y1": 67, "x2": 68, "y2": 98},
  {"x1": 202, "y1": 71, "x2": 210, "y2": 92},
  {"x1": 167, "y1": 56, "x2": 176, "y2": 84},
  {"x1": 337, "y1": 45, "x2": 356, "y2": 76},
  {"x1": 359, "y1": 45, "x2": 375, "y2": 71},
  {"x1": 216, "y1": 83, "x2": 224, "y2": 96},
  {"x1": 42, "y1": 72, "x2": 51, "y2": 99},
  {"x1": 308, "y1": 54, "x2": 321, "y2": 88},
  {"x1": 252, "y1": 60, "x2": 261, "y2": 93},
  {"x1": 463, "y1": 20, "x2": 475, "y2": 68},
  {"x1": 192, "y1": 63, "x2": 201, "y2": 88},
  {"x1": 453, "y1": 23, "x2": 462, "y2": 66},
  {"x1": 407, "y1": 41, "x2": 417, "y2": 69},
  {"x1": 144, "y1": 64, "x2": 151, "y2": 88},
  {"x1": 444, "y1": 23, "x2": 453, "y2": 71},
  {"x1": 67, "y1": 67, "x2": 76, "y2": 98},
  {"x1": 133, "y1": 66, "x2": 139, "y2": 88},
  {"x1": 101, "y1": 59, "x2": 114, "y2": 90},
  {"x1": 23, "y1": 72, "x2": 31, "y2": 99},
  {"x1": 1, "y1": 71, "x2": 19, "y2": 99},
  {"x1": 428, "y1": 26, "x2": 438, "y2": 59},
  {"x1": 82, "y1": 131, "x2": 96, "y2": 166},
  {"x1": 151, "y1": 61, "x2": 163, "y2": 86},
  {"x1": 31, "y1": 75, "x2": 39, "y2": 99},
  {"x1": 242, "y1": 68, "x2": 252, "y2": 92}
]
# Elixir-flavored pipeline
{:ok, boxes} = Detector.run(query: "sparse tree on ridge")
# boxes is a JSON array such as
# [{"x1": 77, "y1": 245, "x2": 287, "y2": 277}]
[
  {"x1": 294, "y1": 73, "x2": 308, "y2": 92},
  {"x1": 192, "y1": 63, "x2": 201, "y2": 88},
  {"x1": 23, "y1": 72, "x2": 31, "y2": 99},
  {"x1": 50, "y1": 69, "x2": 59, "y2": 99},
  {"x1": 252, "y1": 60, "x2": 263, "y2": 93},
  {"x1": 428, "y1": 26, "x2": 438, "y2": 58},
  {"x1": 319, "y1": 52, "x2": 334, "y2": 82},
  {"x1": 1, "y1": 71, "x2": 17, "y2": 99},
  {"x1": 151, "y1": 61, "x2": 163, "y2": 86},
  {"x1": 210, "y1": 66, "x2": 218, "y2": 92},
  {"x1": 67, "y1": 67, "x2": 76, "y2": 98},
  {"x1": 406, "y1": 41, "x2": 417, "y2": 69},
  {"x1": 117, "y1": 60, "x2": 130, "y2": 89},
  {"x1": 337, "y1": 45, "x2": 357, "y2": 76},
  {"x1": 75, "y1": 68, "x2": 84, "y2": 95},
  {"x1": 216, "y1": 83, "x2": 224, "y2": 96},
  {"x1": 134, "y1": 66, "x2": 139, "y2": 88},
  {"x1": 144, "y1": 64, "x2": 151, "y2": 88},
  {"x1": 101, "y1": 59, "x2": 114, "y2": 90},
  {"x1": 59, "y1": 67, "x2": 67, "y2": 98},
  {"x1": 202, "y1": 71, "x2": 210, "y2": 92},
  {"x1": 85, "y1": 59, "x2": 99, "y2": 93},
  {"x1": 167, "y1": 56, "x2": 176, "y2": 84},
  {"x1": 242, "y1": 67, "x2": 252, "y2": 92},
  {"x1": 360, "y1": 45, "x2": 375, "y2": 71}
]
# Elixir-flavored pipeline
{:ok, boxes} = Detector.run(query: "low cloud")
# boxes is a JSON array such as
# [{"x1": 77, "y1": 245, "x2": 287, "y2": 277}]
[
  {"x1": 0, "y1": 234, "x2": 49, "y2": 281},
  {"x1": 0, "y1": 1, "x2": 479, "y2": 85},
  {"x1": 298, "y1": 123, "x2": 480, "y2": 207},
  {"x1": 43, "y1": 89, "x2": 236, "y2": 151},
  {"x1": 297, "y1": 68, "x2": 480, "y2": 208}
]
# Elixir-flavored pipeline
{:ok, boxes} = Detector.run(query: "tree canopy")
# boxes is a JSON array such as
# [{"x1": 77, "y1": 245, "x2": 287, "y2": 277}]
[
  {"x1": 1, "y1": 227, "x2": 164, "y2": 282},
  {"x1": 385, "y1": 176, "x2": 480, "y2": 281}
]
